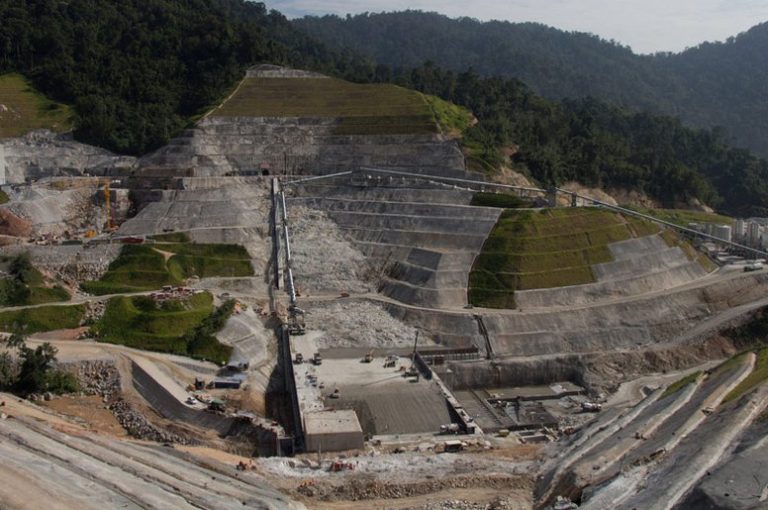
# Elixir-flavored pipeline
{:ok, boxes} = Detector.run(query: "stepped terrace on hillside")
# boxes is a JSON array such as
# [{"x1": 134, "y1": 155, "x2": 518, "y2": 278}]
[{"x1": 138, "y1": 65, "x2": 467, "y2": 177}]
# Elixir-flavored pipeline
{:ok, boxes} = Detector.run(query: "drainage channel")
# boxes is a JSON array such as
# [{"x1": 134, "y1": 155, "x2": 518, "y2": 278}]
[{"x1": 474, "y1": 314, "x2": 494, "y2": 360}]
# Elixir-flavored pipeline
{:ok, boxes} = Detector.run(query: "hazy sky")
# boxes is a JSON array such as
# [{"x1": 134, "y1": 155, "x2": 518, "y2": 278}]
[{"x1": 268, "y1": 0, "x2": 768, "y2": 54}]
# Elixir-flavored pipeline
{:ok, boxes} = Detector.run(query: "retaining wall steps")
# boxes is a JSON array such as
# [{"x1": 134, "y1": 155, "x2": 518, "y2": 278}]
[{"x1": 293, "y1": 178, "x2": 502, "y2": 309}]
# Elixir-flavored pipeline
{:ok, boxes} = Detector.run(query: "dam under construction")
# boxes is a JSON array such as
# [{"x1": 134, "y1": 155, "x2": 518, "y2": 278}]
[{"x1": 1, "y1": 65, "x2": 767, "y2": 510}]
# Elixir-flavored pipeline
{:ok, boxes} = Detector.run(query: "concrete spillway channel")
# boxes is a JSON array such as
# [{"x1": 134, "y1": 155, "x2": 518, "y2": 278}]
[{"x1": 131, "y1": 361, "x2": 282, "y2": 456}]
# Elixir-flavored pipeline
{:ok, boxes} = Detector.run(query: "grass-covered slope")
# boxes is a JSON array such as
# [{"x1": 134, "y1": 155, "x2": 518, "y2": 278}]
[
  {"x1": 92, "y1": 293, "x2": 232, "y2": 364},
  {"x1": 724, "y1": 346, "x2": 768, "y2": 403},
  {"x1": 212, "y1": 76, "x2": 467, "y2": 136},
  {"x1": 0, "y1": 254, "x2": 70, "y2": 307},
  {"x1": 0, "y1": 305, "x2": 85, "y2": 334},
  {"x1": 468, "y1": 208, "x2": 663, "y2": 308},
  {"x1": 0, "y1": 74, "x2": 72, "y2": 138},
  {"x1": 82, "y1": 243, "x2": 253, "y2": 295},
  {"x1": 628, "y1": 207, "x2": 732, "y2": 228}
]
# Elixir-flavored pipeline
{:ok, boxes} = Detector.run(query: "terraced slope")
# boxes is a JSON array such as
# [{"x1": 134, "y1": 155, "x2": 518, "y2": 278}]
[
  {"x1": 289, "y1": 173, "x2": 502, "y2": 309},
  {"x1": 469, "y1": 208, "x2": 711, "y2": 309},
  {"x1": 0, "y1": 414, "x2": 302, "y2": 510},
  {"x1": 0, "y1": 74, "x2": 71, "y2": 138},
  {"x1": 139, "y1": 66, "x2": 466, "y2": 177},
  {"x1": 537, "y1": 351, "x2": 768, "y2": 509},
  {"x1": 215, "y1": 77, "x2": 439, "y2": 135},
  {"x1": 82, "y1": 243, "x2": 253, "y2": 295}
]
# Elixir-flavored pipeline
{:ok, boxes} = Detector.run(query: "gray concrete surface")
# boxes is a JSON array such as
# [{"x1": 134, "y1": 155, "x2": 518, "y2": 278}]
[
  {"x1": 289, "y1": 176, "x2": 502, "y2": 309},
  {"x1": 0, "y1": 130, "x2": 135, "y2": 185},
  {"x1": 514, "y1": 235, "x2": 710, "y2": 309},
  {"x1": 0, "y1": 414, "x2": 303, "y2": 510}
]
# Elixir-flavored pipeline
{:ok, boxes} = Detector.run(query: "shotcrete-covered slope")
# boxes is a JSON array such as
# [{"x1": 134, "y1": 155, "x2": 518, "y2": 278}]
[
  {"x1": 536, "y1": 352, "x2": 768, "y2": 510},
  {"x1": 288, "y1": 173, "x2": 501, "y2": 309},
  {"x1": 0, "y1": 414, "x2": 303, "y2": 510},
  {"x1": 139, "y1": 65, "x2": 466, "y2": 177},
  {"x1": 0, "y1": 130, "x2": 135, "y2": 185}
]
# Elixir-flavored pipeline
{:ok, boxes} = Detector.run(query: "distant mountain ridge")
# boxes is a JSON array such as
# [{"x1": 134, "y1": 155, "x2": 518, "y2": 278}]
[{"x1": 295, "y1": 11, "x2": 768, "y2": 158}]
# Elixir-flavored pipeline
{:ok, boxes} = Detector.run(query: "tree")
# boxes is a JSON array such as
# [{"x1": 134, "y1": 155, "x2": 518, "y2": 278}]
[{"x1": 0, "y1": 334, "x2": 78, "y2": 396}]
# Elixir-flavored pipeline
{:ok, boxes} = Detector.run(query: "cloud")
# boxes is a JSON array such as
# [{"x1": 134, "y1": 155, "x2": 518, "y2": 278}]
[{"x1": 267, "y1": 0, "x2": 768, "y2": 53}]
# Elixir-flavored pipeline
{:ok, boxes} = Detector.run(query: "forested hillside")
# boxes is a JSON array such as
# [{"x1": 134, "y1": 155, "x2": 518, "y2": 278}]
[
  {"x1": 0, "y1": 0, "x2": 367, "y2": 154},
  {"x1": 295, "y1": 12, "x2": 768, "y2": 158},
  {"x1": 387, "y1": 64, "x2": 768, "y2": 217}
]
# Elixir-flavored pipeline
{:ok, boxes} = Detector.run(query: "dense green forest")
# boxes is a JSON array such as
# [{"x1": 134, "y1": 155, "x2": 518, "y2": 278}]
[
  {"x1": 1, "y1": 1, "x2": 767, "y2": 215},
  {"x1": 0, "y1": 0, "x2": 368, "y2": 154},
  {"x1": 387, "y1": 64, "x2": 768, "y2": 216},
  {"x1": 296, "y1": 12, "x2": 768, "y2": 159}
]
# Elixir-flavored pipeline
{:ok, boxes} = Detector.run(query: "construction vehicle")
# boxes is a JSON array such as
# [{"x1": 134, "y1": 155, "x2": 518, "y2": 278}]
[
  {"x1": 581, "y1": 401, "x2": 602, "y2": 413},
  {"x1": 329, "y1": 388, "x2": 340, "y2": 399},
  {"x1": 384, "y1": 354, "x2": 398, "y2": 368},
  {"x1": 294, "y1": 352, "x2": 304, "y2": 364},
  {"x1": 439, "y1": 423, "x2": 460, "y2": 435},
  {"x1": 207, "y1": 399, "x2": 226, "y2": 414},
  {"x1": 312, "y1": 352, "x2": 322, "y2": 365},
  {"x1": 442, "y1": 440, "x2": 465, "y2": 453},
  {"x1": 551, "y1": 496, "x2": 579, "y2": 510},
  {"x1": 328, "y1": 460, "x2": 355, "y2": 472},
  {"x1": 363, "y1": 350, "x2": 373, "y2": 363},
  {"x1": 744, "y1": 261, "x2": 764, "y2": 272},
  {"x1": 287, "y1": 306, "x2": 306, "y2": 335}
]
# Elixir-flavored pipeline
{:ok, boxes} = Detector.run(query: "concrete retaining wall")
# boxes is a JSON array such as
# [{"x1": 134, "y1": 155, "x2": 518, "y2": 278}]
[
  {"x1": 139, "y1": 117, "x2": 466, "y2": 177},
  {"x1": 514, "y1": 234, "x2": 711, "y2": 309}
]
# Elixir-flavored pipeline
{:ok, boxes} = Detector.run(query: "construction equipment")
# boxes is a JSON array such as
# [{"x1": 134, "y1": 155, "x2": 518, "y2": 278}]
[
  {"x1": 363, "y1": 350, "x2": 373, "y2": 363},
  {"x1": 440, "y1": 423, "x2": 460, "y2": 435},
  {"x1": 581, "y1": 402, "x2": 602, "y2": 413},
  {"x1": 294, "y1": 352, "x2": 304, "y2": 364},
  {"x1": 103, "y1": 181, "x2": 116, "y2": 232},
  {"x1": 312, "y1": 352, "x2": 322, "y2": 365},
  {"x1": 403, "y1": 331, "x2": 420, "y2": 379},
  {"x1": 328, "y1": 460, "x2": 355, "y2": 472},
  {"x1": 287, "y1": 306, "x2": 306, "y2": 335},
  {"x1": 383, "y1": 354, "x2": 398, "y2": 368}
]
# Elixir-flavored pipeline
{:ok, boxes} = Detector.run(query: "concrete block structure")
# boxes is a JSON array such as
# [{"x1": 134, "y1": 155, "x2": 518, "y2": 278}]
[{"x1": 303, "y1": 410, "x2": 364, "y2": 452}]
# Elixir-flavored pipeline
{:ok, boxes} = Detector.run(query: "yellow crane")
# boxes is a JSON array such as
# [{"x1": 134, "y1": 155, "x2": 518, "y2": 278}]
[{"x1": 104, "y1": 181, "x2": 114, "y2": 231}]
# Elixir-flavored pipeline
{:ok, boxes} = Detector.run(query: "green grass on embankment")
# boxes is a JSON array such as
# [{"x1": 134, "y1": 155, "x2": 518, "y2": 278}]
[
  {"x1": 468, "y1": 208, "x2": 666, "y2": 308},
  {"x1": 627, "y1": 207, "x2": 732, "y2": 227},
  {"x1": 81, "y1": 243, "x2": 253, "y2": 295},
  {"x1": 724, "y1": 347, "x2": 768, "y2": 403},
  {"x1": 470, "y1": 192, "x2": 531, "y2": 209},
  {"x1": 213, "y1": 77, "x2": 445, "y2": 136},
  {"x1": 0, "y1": 304, "x2": 85, "y2": 334},
  {"x1": 0, "y1": 73, "x2": 72, "y2": 138},
  {"x1": 92, "y1": 292, "x2": 233, "y2": 364},
  {"x1": 0, "y1": 254, "x2": 70, "y2": 306}
]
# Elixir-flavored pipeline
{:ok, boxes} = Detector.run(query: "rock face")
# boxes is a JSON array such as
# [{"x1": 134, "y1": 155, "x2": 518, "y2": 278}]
[{"x1": 0, "y1": 130, "x2": 135, "y2": 184}]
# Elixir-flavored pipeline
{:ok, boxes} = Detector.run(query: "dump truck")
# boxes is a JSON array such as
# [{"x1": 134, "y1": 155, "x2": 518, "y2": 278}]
[
  {"x1": 363, "y1": 351, "x2": 373, "y2": 363},
  {"x1": 312, "y1": 352, "x2": 322, "y2": 365},
  {"x1": 294, "y1": 352, "x2": 304, "y2": 364}
]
